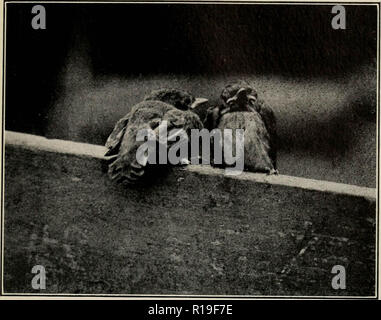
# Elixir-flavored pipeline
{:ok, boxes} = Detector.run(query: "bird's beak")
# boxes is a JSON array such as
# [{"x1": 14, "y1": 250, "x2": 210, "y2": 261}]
[
  {"x1": 190, "y1": 97, "x2": 208, "y2": 109},
  {"x1": 237, "y1": 87, "x2": 250, "y2": 98},
  {"x1": 226, "y1": 87, "x2": 250, "y2": 105},
  {"x1": 226, "y1": 96, "x2": 237, "y2": 105},
  {"x1": 247, "y1": 95, "x2": 257, "y2": 103}
]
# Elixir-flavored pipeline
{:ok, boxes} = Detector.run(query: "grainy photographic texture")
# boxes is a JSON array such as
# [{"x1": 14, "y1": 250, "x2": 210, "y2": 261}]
[{"x1": 1, "y1": 1, "x2": 378, "y2": 298}]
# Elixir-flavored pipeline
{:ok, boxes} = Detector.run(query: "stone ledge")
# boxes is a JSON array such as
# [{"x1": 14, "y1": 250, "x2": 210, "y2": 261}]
[{"x1": 5, "y1": 130, "x2": 376, "y2": 202}]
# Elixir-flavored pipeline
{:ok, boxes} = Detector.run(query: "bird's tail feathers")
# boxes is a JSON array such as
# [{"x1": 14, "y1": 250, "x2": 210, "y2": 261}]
[{"x1": 108, "y1": 155, "x2": 147, "y2": 185}]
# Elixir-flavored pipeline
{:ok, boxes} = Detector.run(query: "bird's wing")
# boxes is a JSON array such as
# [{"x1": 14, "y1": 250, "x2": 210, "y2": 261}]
[
  {"x1": 167, "y1": 110, "x2": 204, "y2": 136},
  {"x1": 255, "y1": 100, "x2": 276, "y2": 136},
  {"x1": 251, "y1": 99, "x2": 277, "y2": 168},
  {"x1": 218, "y1": 112, "x2": 275, "y2": 173},
  {"x1": 107, "y1": 123, "x2": 148, "y2": 184},
  {"x1": 204, "y1": 105, "x2": 228, "y2": 130},
  {"x1": 105, "y1": 114, "x2": 130, "y2": 156}
]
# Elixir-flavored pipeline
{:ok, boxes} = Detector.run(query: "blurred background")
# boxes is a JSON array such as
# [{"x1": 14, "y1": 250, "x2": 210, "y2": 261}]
[{"x1": 5, "y1": 3, "x2": 378, "y2": 187}]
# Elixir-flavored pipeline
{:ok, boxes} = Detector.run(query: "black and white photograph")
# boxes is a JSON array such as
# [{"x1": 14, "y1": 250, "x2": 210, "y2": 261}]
[{"x1": 0, "y1": 0, "x2": 379, "y2": 299}]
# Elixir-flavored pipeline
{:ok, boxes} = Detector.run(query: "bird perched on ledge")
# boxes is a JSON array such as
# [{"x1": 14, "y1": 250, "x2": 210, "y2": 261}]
[
  {"x1": 105, "y1": 89, "x2": 207, "y2": 184},
  {"x1": 205, "y1": 80, "x2": 277, "y2": 174}
]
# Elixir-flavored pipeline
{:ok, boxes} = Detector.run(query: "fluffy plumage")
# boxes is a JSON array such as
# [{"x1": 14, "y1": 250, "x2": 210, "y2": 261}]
[
  {"x1": 206, "y1": 80, "x2": 277, "y2": 173},
  {"x1": 105, "y1": 89, "x2": 205, "y2": 184}
]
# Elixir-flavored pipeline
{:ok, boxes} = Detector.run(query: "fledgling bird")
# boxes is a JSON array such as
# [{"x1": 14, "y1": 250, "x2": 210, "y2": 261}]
[
  {"x1": 205, "y1": 80, "x2": 278, "y2": 174},
  {"x1": 105, "y1": 89, "x2": 207, "y2": 184}
]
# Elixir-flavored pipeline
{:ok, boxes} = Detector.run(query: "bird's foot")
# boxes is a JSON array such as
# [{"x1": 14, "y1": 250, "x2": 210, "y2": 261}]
[{"x1": 267, "y1": 168, "x2": 278, "y2": 175}]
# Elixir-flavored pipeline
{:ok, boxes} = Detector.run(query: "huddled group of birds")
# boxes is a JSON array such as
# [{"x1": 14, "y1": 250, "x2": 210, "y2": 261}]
[{"x1": 105, "y1": 80, "x2": 277, "y2": 184}]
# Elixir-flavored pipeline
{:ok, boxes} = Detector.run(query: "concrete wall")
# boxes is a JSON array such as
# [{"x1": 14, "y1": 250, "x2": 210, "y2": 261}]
[{"x1": 3, "y1": 131, "x2": 376, "y2": 296}]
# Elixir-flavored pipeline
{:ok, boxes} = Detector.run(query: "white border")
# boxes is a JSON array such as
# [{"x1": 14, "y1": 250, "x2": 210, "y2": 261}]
[{"x1": 0, "y1": 0, "x2": 379, "y2": 300}]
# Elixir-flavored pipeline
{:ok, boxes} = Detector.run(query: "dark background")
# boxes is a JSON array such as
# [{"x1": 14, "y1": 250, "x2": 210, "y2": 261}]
[{"x1": 4, "y1": 3, "x2": 378, "y2": 187}]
